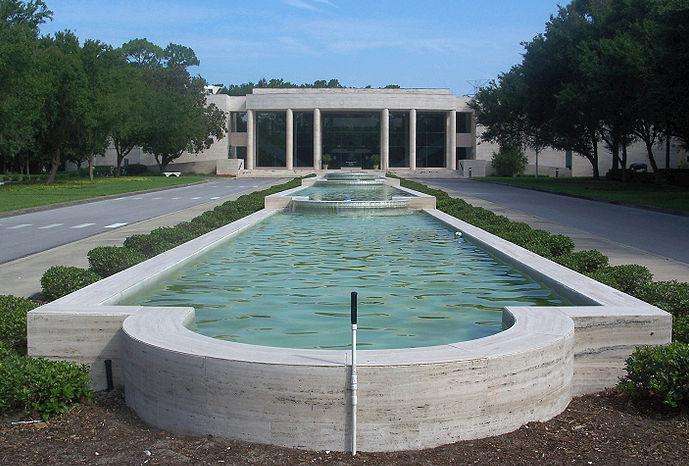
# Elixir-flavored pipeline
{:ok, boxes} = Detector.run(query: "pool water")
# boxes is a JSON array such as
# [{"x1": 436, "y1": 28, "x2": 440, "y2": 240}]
[
  {"x1": 297, "y1": 183, "x2": 412, "y2": 201},
  {"x1": 125, "y1": 209, "x2": 569, "y2": 350}
]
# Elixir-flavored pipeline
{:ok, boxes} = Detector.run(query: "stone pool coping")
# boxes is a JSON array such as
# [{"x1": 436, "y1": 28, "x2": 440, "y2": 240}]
[
  {"x1": 27, "y1": 179, "x2": 671, "y2": 452},
  {"x1": 264, "y1": 175, "x2": 437, "y2": 210}
]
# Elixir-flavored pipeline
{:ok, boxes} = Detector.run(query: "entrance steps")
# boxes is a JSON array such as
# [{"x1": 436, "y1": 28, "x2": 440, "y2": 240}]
[{"x1": 389, "y1": 168, "x2": 464, "y2": 178}]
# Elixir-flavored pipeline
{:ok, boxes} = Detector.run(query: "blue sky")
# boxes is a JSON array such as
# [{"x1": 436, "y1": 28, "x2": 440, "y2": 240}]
[{"x1": 41, "y1": 0, "x2": 563, "y2": 95}]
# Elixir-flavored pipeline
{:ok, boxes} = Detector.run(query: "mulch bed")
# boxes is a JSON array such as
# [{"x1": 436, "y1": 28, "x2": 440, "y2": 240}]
[{"x1": 1, "y1": 391, "x2": 688, "y2": 465}]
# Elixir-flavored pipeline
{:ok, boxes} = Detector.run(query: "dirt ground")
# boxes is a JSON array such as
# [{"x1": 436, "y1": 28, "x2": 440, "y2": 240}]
[{"x1": 1, "y1": 390, "x2": 688, "y2": 465}]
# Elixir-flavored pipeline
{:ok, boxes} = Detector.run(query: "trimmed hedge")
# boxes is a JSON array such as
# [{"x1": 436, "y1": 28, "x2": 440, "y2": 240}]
[
  {"x1": 0, "y1": 351, "x2": 91, "y2": 418},
  {"x1": 618, "y1": 343, "x2": 689, "y2": 409},
  {"x1": 635, "y1": 281, "x2": 689, "y2": 317},
  {"x1": 555, "y1": 249, "x2": 609, "y2": 274},
  {"x1": 87, "y1": 246, "x2": 146, "y2": 277},
  {"x1": 41, "y1": 266, "x2": 101, "y2": 301},
  {"x1": 587, "y1": 264, "x2": 654, "y2": 295},
  {"x1": 0, "y1": 296, "x2": 37, "y2": 354},
  {"x1": 673, "y1": 316, "x2": 689, "y2": 344},
  {"x1": 36, "y1": 177, "x2": 304, "y2": 301}
]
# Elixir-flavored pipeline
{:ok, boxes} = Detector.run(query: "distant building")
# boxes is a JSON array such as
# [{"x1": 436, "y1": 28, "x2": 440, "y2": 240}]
[{"x1": 87, "y1": 87, "x2": 687, "y2": 177}]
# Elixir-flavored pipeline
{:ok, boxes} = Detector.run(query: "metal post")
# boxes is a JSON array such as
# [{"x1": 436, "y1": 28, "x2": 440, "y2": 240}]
[
  {"x1": 104, "y1": 359, "x2": 114, "y2": 391},
  {"x1": 350, "y1": 291, "x2": 358, "y2": 455}
]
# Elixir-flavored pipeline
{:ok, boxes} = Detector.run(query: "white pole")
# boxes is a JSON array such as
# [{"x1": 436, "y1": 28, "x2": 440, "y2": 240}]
[{"x1": 350, "y1": 291, "x2": 358, "y2": 456}]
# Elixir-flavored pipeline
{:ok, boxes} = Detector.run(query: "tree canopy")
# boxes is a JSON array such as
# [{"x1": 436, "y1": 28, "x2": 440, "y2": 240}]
[
  {"x1": 0, "y1": 0, "x2": 226, "y2": 181},
  {"x1": 470, "y1": 0, "x2": 689, "y2": 178}
]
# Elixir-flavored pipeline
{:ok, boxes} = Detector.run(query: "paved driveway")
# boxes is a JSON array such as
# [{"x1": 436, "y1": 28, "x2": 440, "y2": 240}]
[
  {"x1": 417, "y1": 178, "x2": 689, "y2": 265},
  {"x1": 0, "y1": 177, "x2": 280, "y2": 264}
]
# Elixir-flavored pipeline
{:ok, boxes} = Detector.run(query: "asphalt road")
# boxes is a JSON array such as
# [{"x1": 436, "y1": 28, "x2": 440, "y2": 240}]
[
  {"x1": 0, "y1": 177, "x2": 280, "y2": 264},
  {"x1": 419, "y1": 178, "x2": 689, "y2": 265}
]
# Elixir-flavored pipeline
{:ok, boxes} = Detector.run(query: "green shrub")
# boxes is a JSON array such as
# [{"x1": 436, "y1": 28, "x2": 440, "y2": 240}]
[
  {"x1": 149, "y1": 225, "x2": 197, "y2": 246},
  {"x1": 541, "y1": 234, "x2": 576, "y2": 258},
  {"x1": 673, "y1": 316, "x2": 689, "y2": 343},
  {"x1": 588, "y1": 264, "x2": 653, "y2": 294},
  {"x1": 618, "y1": 343, "x2": 689, "y2": 409},
  {"x1": 41, "y1": 266, "x2": 101, "y2": 302},
  {"x1": 87, "y1": 246, "x2": 146, "y2": 277},
  {"x1": 556, "y1": 249, "x2": 609, "y2": 274},
  {"x1": 123, "y1": 234, "x2": 172, "y2": 258},
  {"x1": 0, "y1": 296, "x2": 37, "y2": 355},
  {"x1": 0, "y1": 352, "x2": 91, "y2": 418},
  {"x1": 635, "y1": 281, "x2": 689, "y2": 317},
  {"x1": 490, "y1": 147, "x2": 528, "y2": 177},
  {"x1": 123, "y1": 163, "x2": 149, "y2": 175}
]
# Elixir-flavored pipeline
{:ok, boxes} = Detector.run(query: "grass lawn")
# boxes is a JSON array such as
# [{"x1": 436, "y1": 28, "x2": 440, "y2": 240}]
[
  {"x1": 0, "y1": 175, "x2": 206, "y2": 213},
  {"x1": 482, "y1": 176, "x2": 689, "y2": 213}
]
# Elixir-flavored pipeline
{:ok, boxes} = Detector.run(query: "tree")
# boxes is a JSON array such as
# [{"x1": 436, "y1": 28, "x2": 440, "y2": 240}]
[
  {"x1": 142, "y1": 76, "x2": 226, "y2": 172},
  {"x1": 653, "y1": 0, "x2": 689, "y2": 151},
  {"x1": 35, "y1": 31, "x2": 89, "y2": 183},
  {"x1": 520, "y1": 3, "x2": 605, "y2": 178},
  {"x1": 74, "y1": 40, "x2": 124, "y2": 180},
  {"x1": 104, "y1": 40, "x2": 158, "y2": 175},
  {"x1": 470, "y1": 65, "x2": 543, "y2": 152},
  {"x1": 0, "y1": 0, "x2": 52, "y2": 173},
  {"x1": 135, "y1": 41, "x2": 226, "y2": 172},
  {"x1": 219, "y1": 77, "x2": 346, "y2": 95}
]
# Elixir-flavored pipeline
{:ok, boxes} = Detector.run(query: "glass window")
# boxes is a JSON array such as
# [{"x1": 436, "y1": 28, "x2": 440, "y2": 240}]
[
  {"x1": 294, "y1": 112, "x2": 314, "y2": 167},
  {"x1": 389, "y1": 112, "x2": 409, "y2": 167},
  {"x1": 456, "y1": 147, "x2": 473, "y2": 160},
  {"x1": 458, "y1": 112, "x2": 472, "y2": 134},
  {"x1": 416, "y1": 112, "x2": 446, "y2": 167},
  {"x1": 322, "y1": 112, "x2": 380, "y2": 169},
  {"x1": 236, "y1": 146, "x2": 247, "y2": 160},
  {"x1": 230, "y1": 112, "x2": 248, "y2": 132},
  {"x1": 256, "y1": 112, "x2": 286, "y2": 167},
  {"x1": 565, "y1": 150, "x2": 572, "y2": 169}
]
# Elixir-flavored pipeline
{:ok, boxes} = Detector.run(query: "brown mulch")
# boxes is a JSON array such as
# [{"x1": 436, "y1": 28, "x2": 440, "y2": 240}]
[{"x1": 1, "y1": 391, "x2": 688, "y2": 465}]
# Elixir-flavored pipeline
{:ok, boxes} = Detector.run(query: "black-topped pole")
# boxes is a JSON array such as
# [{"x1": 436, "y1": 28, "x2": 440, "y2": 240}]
[
  {"x1": 350, "y1": 291, "x2": 358, "y2": 455},
  {"x1": 350, "y1": 291, "x2": 358, "y2": 325}
]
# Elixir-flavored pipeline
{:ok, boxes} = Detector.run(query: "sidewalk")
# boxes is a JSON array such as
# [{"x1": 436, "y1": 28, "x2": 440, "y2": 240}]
[
  {"x1": 424, "y1": 181, "x2": 689, "y2": 282},
  {"x1": 0, "y1": 188, "x2": 272, "y2": 298}
]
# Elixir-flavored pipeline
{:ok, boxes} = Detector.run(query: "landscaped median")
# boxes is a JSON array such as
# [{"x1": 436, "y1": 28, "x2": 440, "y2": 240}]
[
  {"x1": 0, "y1": 177, "x2": 302, "y2": 421},
  {"x1": 479, "y1": 176, "x2": 689, "y2": 214},
  {"x1": 0, "y1": 175, "x2": 207, "y2": 214}
]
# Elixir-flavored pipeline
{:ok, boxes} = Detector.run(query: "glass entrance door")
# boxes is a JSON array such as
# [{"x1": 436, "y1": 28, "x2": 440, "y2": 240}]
[{"x1": 322, "y1": 112, "x2": 381, "y2": 169}]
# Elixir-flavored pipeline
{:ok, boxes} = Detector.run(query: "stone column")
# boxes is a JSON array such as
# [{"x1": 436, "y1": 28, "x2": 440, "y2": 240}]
[
  {"x1": 409, "y1": 109, "x2": 417, "y2": 170},
  {"x1": 285, "y1": 109, "x2": 293, "y2": 170},
  {"x1": 447, "y1": 110, "x2": 457, "y2": 170},
  {"x1": 381, "y1": 108, "x2": 389, "y2": 170},
  {"x1": 313, "y1": 108, "x2": 321, "y2": 170},
  {"x1": 246, "y1": 109, "x2": 255, "y2": 170}
]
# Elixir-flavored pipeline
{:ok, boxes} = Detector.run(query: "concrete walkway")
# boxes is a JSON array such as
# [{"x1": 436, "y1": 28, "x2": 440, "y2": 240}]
[
  {"x1": 0, "y1": 179, "x2": 286, "y2": 298},
  {"x1": 416, "y1": 178, "x2": 689, "y2": 282}
]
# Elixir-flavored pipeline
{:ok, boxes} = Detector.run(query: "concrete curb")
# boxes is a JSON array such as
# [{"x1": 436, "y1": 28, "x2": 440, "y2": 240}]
[
  {"x1": 0, "y1": 178, "x2": 209, "y2": 219},
  {"x1": 476, "y1": 178, "x2": 689, "y2": 217}
]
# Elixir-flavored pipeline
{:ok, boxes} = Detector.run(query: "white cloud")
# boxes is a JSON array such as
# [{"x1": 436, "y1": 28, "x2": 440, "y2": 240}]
[
  {"x1": 282, "y1": 0, "x2": 320, "y2": 11},
  {"x1": 282, "y1": 0, "x2": 337, "y2": 12}
]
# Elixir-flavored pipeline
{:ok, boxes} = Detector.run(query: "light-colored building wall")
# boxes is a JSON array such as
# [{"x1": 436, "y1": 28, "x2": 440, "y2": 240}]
[{"x1": 475, "y1": 124, "x2": 688, "y2": 177}]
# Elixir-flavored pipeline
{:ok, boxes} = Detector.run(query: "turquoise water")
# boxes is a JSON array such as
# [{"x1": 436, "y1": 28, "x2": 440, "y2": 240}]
[
  {"x1": 297, "y1": 183, "x2": 412, "y2": 201},
  {"x1": 126, "y1": 209, "x2": 568, "y2": 350}
]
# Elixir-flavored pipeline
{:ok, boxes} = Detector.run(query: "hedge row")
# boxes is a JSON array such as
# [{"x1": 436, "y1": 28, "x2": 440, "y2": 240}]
[
  {"x1": 398, "y1": 178, "x2": 688, "y2": 323},
  {"x1": 40, "y1": 177, "x2": 303, "y2": 296},
  {"x1": 0, "y1": 296, "x2": 91, "y2": 418},
  {"x1": 399, "y1": 177, "x2": 689, "y2": 409}
]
